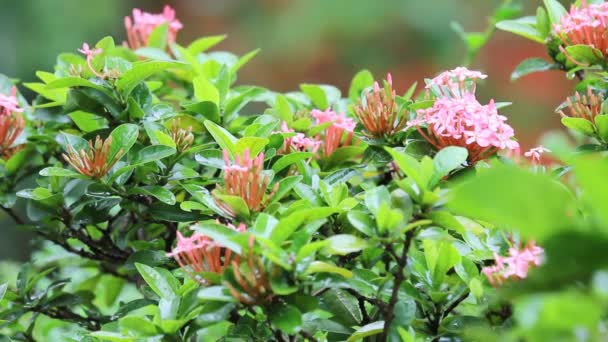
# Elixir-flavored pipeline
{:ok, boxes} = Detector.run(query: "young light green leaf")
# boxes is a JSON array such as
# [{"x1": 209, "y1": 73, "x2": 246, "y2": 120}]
[{"x1": 203, "y1": 120, "x2": 237, "y2": 157}]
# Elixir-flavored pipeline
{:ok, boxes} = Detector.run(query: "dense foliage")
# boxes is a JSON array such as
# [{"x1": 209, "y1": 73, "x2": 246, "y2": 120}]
[{"x1": 1, "y1": 1, "x2": 608, "y2": 341}]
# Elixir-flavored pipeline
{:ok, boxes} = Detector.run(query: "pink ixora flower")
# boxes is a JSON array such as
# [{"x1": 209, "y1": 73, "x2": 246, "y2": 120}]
[
  {"x1": 554, "y1": 1, "x2": 608, "y2": 63},
  {"x1": 0, "y1": 87, "x2": 25, "y2": 160},
  {"x1": 558, "y1": 87, "x2": 603, "y2": 121},
  {"x1": 167, "y1": 223, "x2": 246, "y2": 284},
  {"x1": 311, "y1": 109, "x2": 356, "y2": 157},
  {"x1": 411, "y1": 94, "x2": 519, "y2": 163},
  {"x1": 353, "y1": 73, "x2": 408, "y2": 138},
  {"x1": 215, "y1": 149, "x2": 278, "y2": 214},
  {"x1": 124, "y1": 5, "x2": 183, "y2": 50},
  {"x1": 276, "y1": 122, "x2": 321, "y2": 154},
  {"x1": 427, "y1": 67, "x2": 487, "y2": 98},
  {"x1": 482, "y1": 241, "x2": 544, "y2": 287},
  {"x1": 77, "y1": 43, "x2": 103, "y2": 78},
  {"x1": 524, "y1": 145, "x2": 551, "y2": 165},
  {"x1": 0, "y1": 87, "x2": 23, "y2": 117}
]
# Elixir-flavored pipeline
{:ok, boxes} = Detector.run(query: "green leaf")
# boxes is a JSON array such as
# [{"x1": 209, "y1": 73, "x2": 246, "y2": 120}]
[
  {"x1": 272, "y1": 152, "x2": 315, "y2": 173},
  {"x1": 68, "y1": 111, "x2": 108, "y2": 133},
  {"x1": 197, "y1": 286, "x2": 235, "y2": 302},
  {"x1": 270, "y1": 175, "x2": 302, "y2": 204},
  {"x1": 324, "y1": 234, "x2": 368, "y2": 255},
  {"x1": 270, "y1": 303, "x2": 302, "y2": 334},
  {"x1": 187, "y1": 35, "x2": 227, "y2": 55},
  {"x1": 117, "y1": 61, "x2": 186, "y2": 96},
  {"x1": 130, "y1": 186, "x2": 176, "y2": 205},
  {"x1": 230, "y1": 49, "x2": 259, "y2": 75},
  {"x1": 564, "y1": 45, "x2": 604, "y2": 66},
  {"x1": 224, "y1": 86, "x2": 267, "y2": 117},
  {"x1": 561, "y1": 117, "x2": 596, "y2": 136},
  {"x1": 147, "y1": 22, "x2": 169, "y2": 50},
  {"x1": 573, "y1": 156, "x2": 608, "y2": 224},
  {"x1": 203, "y1": 120, "x2": 237, "y2": 157},
  {"x1": 271, "y1": 207, "x2": 338, "y2": 244},
  {"x1": 348, "y1": 69, "x2": 374, "y2": 102},
  {"x1": 496, "y1": 17, "x2": 545, "y2": 44},
  {"x1": 192, "y1": 222, "x2": 244, "y2": 254},
  {"x1": 39, "y1": 167, "x2": 84, "y2": 179},
  {"x1": 543, "y1": 0, "x2": 567, "y2": 25},
  {"x1": 274, "y1": 94, "x2": 293, "y2": 123},
  {"x1": 536, "y1": 7, "x2": 551, "y2": 39},
  {"x1": 300, "y1": 84, "x2": 328, "y2": 109},
  {"x1": 149, "y1": 203, "x2": 208, "y2": 222},
  {"x1": 595, "y1": 115, "x2": 608, "y2": 141},
  {"x1": 0, "y1": 283, "x2": 6, "y2": 302},
  {"x1": 511, "y1": 58, "x2": 559, "y2": 81},
  {"x1": 133, "y1": 145, "x2": 176, "y2": 164},
  {"x1": 325, "y1": 146, "x2": 365, "y2": 169},
  {"x1": 235, "y1": 137, "x2": 268, "y2": 156},
  {"x1": 321, "y1": 289, "x2": 362, "y2": 327},
  {"x1": 119, "y1": 316, "x2": 159, "y2": 337},
  {"x1": 364, "y1": 186, "x2": 391, "y2": 217},
  {"x1": 46, "y1": 77, "x2": 112, "y2": 96},
  {"x1": 347, "y1": 321, "x2": 385, "y2": 342},
  {"x1": 347, "y1": 211, "x2": 375, "y2": 236},
  {"x1": 193, "y1": 76, "x2": 220, "y2": 105},
  {"x1": 424, "y1": 240, "x2": 461, "y2": 285},
  {"x1": 109, "y1": 124, "x2": 139, "y2": 162},
  {"x1": 60, "y1": 132, "x2": 88, "y2": 152},
  {"x1": 430, "y1": 146, "x2": 468, "y2": 187},
  {"x1": 185, "y1": 101, "x2": 220, "y2": 123},
  {"x1": 134, "y1": 263, "x2": 178, "y2": 300},
  {"x1": 448, "y1": 165, "x2": 574, "y2": 239},
  {"x1": 213, "y1": 193, "x2": 250, "y2": 219},
  {"x1": 89, "y1": 331, "x2": 133, "y2": 342},
  {"x1": 385, "y1": 147, "x2": 425, "y2": 191},
  {"x1": 305, "y1": 261, "x2": 353, "y2": 278}
]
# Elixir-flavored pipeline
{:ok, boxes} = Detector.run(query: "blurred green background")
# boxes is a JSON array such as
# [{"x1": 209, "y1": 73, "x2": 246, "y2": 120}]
[{"x1": 0, "y1": 0, "x2": 574, "y2": 261}]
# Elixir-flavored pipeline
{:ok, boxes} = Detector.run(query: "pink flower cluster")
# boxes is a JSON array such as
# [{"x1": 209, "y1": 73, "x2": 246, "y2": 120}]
[
  {"x1": 0, "y1": 87, "x2": 23, "y2": 116},
  {"x1": 427, "y1": 67, "x2": 487, "y2": 98},
  {"x1": 78, "y1": 43, "x2": 103, "y2": 78},
  {"x1": 412, "y1": 67, "x2": 519, "y2": 163},
  {"x1": 124, "y1": 5, "x2": 183, "y2": 50},
  {"x1": 218, "y1": 149, "x2": 277, "y2": 213},
  {"x1": 167, "y1": 223, "x2": 246, "y2": 284},
  {"x1": 524, "y1": 145, "x2": 551, "y2": 165},
  {"x1": 311, "y1": 109, "x2": 356, "y2": 157},
  {"x1": 277, "y1": 122, "x2": 321, "y2": 153},
  {"x1": 482, "y1": 241, "x2": 544, "y2": 287},
  {"x1": 554, "y1": 1, "x2": 608, "y2": 60}
]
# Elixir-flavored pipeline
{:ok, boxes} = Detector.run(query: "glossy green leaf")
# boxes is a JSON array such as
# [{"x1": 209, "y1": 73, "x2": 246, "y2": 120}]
[{"x1": 511, "y1": 58, "x2": 558, "y2": 81}]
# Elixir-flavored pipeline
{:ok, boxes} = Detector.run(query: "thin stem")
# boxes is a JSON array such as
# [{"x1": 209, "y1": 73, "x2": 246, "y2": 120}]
[
  {"x1": 380, "y1": 230, "x2": 415, "y2": 340},
  {"x1": 1, "y1": 206, "x2": 24, "y2": 224}
]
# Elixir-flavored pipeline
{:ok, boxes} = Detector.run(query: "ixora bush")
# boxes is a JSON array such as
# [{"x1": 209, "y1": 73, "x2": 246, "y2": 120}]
[{"x1": 1, "y1": 2, "x2": 608, "y2": 341}]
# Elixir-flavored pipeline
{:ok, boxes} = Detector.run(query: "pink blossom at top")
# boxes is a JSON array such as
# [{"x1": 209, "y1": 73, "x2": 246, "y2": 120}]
[
  {"x1": 78, "y1": 43, "x2": 104, "y2": 78},
  {"x1": 482, "y1": 241, "x2": 544, "y2": 287},
  {"x1": 0, "y1": 87, "x2": 23, "y2": 116},
  {"x1": 276, "y1": 122, "x2": 321, "y2": 153},
  {"x1": 427, "y1": 67, "x2": 487, "y2": 98},
  {"x1": 78, "y1": 43, "x2": 102, "y2": 60},
  {"x1": 124, "y1": 5, "x2": 183, "y2": 50},
  {"x1": 166, "y1": 223, "x2": 246, "y2": 284},
  {"x1": 310, "y1": 109, "x2": 356, "y2": 157},
  {"x1": 412, "y1": 94, "x2": 519, "y2": 163},
  {"x1": 524, "y1": 145, "x2": 551, "y2": 165},
  {"x1": 554, "y1": 1, "x2": 608, "y2": 61}
]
